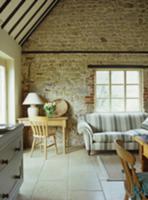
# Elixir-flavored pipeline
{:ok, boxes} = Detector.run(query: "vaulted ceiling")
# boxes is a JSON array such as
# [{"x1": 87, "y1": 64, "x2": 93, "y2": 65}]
[{"x1": 0, "y1": 0, "x2": 60, "y2": 46}]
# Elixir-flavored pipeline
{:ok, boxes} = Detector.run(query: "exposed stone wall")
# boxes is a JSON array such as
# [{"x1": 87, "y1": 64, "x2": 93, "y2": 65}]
[
  {"x1": 22, "y1": 0, "x2": 148, "y2": 146},
  {"x1": 23, "y1": 0, "x2": 148, "y2": 51}
]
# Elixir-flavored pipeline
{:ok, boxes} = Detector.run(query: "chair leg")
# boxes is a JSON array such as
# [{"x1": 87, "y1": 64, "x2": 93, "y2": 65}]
[
  {"x1": 40, "y1": 138, "x2": 43, "y2": 152},
  {"x1": 30, "y1": 138, "x2": 36, "y2": 157},
  {"x1": 53, "y1": 135, "x2": 58, "y2": 154},
  {"x1": 87, "y1": 150, "x2": 91, "y2": 155},
  {"x1": 44, "y1": 137, "x2": 47, "y2": 160}
]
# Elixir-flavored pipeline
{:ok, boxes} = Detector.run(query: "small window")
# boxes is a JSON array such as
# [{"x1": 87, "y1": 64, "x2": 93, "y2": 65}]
[
  {"x1": 95, "y1": 69, "x2": 143, "y2": 112},
  {"x1": 0, "y1": 65, "x2": 6, "y2": 123}
]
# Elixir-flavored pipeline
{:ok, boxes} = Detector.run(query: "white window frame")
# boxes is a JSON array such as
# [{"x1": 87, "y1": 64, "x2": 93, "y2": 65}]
[
  {"x1": 95, "y1": 68, "x2": 143, "y2": 113},
  {"x1": 0, "y1": 65, "x2": 7, "y2": 123}
]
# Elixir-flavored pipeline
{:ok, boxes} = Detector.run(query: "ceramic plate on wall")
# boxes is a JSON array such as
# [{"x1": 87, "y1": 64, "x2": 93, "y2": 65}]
[{"x1": 53, "y1": 99, "x2": 68, "y2": 117}]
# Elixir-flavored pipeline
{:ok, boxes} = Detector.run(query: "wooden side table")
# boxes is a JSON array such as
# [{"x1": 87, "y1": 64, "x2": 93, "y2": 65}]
[{"x1": 134, "y1": 136, "x2": 148, "y2": 172}]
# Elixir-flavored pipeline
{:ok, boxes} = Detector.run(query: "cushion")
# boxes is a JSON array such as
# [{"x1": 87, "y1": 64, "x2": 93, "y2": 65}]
[
  {"x1": 93, "y1": 129, "x2": 148, "y2": 143},
  {"x1": 93, "y1": 131, "x2": 134, "y2": 143},
  {"x1": 115, "y1": 114, "x2": 131, "y2": 131},
  {"x1": 141, "y1": 117, "x2": 148, "y2": 130},
  {"x1": 129, "y1": 113, "x2": 146, "y2": 129},
  {"x1": 83, "y1": 113, "x2": 116, "y2": 132}
]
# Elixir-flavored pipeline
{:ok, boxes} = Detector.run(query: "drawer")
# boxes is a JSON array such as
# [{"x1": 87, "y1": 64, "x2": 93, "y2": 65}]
[
  {"x1": 0, "y1": 137, "x2": 22, "y2": 172},
  {"x1": 0, "y1": 155, "x2": 23, "y2": 200}
]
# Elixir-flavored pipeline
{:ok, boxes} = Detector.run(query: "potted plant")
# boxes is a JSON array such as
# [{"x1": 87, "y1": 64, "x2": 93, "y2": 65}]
[{"x1": 43, "y1": 102, "x2": 56, "y2": 117}]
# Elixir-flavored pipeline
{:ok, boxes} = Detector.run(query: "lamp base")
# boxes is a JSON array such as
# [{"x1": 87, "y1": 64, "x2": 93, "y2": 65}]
[{"x1": 27, "y1": 105, "x2": 39, "y2": 117}]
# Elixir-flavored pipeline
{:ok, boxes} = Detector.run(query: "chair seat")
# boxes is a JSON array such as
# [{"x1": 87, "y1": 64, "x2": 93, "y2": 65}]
[{"x1": 34, "y1": 133, "x2": 55, "y2": 138}]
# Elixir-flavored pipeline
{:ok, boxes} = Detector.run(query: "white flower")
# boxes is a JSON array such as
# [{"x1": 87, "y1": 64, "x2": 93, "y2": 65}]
[{"x1": 52, "y1": 102, "x2": 56, "y2": 106}]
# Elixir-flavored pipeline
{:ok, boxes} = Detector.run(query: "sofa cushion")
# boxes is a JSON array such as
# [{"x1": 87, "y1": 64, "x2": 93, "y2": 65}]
[
  {"x1": 129, "y1": 113, "x2": 147, "y2": 129},
  {"x1": 80, "y1": 112, "x2": 148, "y2": 133},
  {"x1": 83, "y1": 113, "x2": 116, "y2": 132},
  {"x1": 93, "y1": 129, "x2": 148, "y2": 143},
  {"x1": 99, "y1": 114, "x2": 116, "y2": 131},
  {"x1": 115, "y1": 114, "x2": 131, "y2": 131},
  {"x1": 141, "y1": 117, "x2": 148, "y2": 130},
  {"x1": 115, "y1": 113, "x2": 147, "y2": 131}
]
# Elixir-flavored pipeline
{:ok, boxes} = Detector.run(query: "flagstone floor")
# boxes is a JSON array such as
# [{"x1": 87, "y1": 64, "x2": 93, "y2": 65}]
[{"x1": 17, "y1": 146, "x2": 125, "y2": 200}]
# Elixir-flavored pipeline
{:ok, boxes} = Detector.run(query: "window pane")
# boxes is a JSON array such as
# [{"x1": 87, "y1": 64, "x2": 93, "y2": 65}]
[
  {"x1": 111, "y1": 85, "x2": 124, "y2": 98},
  {"x1": 126, "y1": 99, "x2": 139, "y2": 111},
  {"x1": 126, "y1": 85, "x2": 139, "y2": 98},
  {"x1": 111, "y1": 99, "x2": 124, "y2": 112},
  {"x1": 96, "y1": 71, "x2": 109, "y2": 84},
  {"x1": 96, "y1": 85, "x2": 109, "y2": 98},
  {"x1": 96, "y1": 99, "x2": 109, "y2": 112},
  {"x1": 126, "y1": 71, "x2": 139, "y2": 84},
  {"x1": 111, "y1": 71, "x2": 124, "y2": 84}
]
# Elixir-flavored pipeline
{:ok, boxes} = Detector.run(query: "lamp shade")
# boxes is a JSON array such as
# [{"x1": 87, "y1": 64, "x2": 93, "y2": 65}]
[{"x1": 23, "y1": 92, "x2": 43, "y2": 105}]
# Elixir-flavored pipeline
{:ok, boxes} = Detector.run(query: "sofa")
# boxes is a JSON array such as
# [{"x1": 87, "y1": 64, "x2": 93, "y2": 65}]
[{"x1": 77, "y1": 112, "x2": 148, "y2": 155}]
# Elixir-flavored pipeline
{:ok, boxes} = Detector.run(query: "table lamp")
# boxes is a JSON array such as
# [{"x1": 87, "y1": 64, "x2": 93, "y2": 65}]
[{"x1": 23, "y1": 92, "x2": 43, "y2": 117}]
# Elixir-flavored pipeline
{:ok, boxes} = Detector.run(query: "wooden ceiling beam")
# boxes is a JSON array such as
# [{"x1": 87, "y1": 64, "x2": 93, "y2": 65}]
[
  {"x1": 20, "y1": 0, "x2": 60, "y2": 46},
  {"x1": 1, "y1": 0, "x2": 26, "y2": 29},
  {"x1": 0, "y1": 0, "x2": 11, "y2": 13},
  {"x1": 14, "y1": 0, "x2": 48, "y2": 40},
  {"x1": 8, "y1": 0, "x2": 38, "y2": 35}
]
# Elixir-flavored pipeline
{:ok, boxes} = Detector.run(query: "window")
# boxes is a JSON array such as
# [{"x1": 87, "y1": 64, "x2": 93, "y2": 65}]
[
  {"x1": 95, "y1": 69, "x2": 143, "y2": 112},
  {"x1": 0, "y1": 65, "x2": 6, "y2": 123}
]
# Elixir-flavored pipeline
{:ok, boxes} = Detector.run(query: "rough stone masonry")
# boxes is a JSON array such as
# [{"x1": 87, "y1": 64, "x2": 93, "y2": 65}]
[{"x1": 22, "y1": 0, "x2": 148, "y2": 146}]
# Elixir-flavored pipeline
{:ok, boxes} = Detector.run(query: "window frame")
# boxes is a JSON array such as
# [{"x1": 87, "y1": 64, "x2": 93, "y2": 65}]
[
  {"x1": 0, "y1": 64, "x2": 7, "y2": 123},
  {"x1": 95, "y1": 68, "x2": 143, "y2": 113}
]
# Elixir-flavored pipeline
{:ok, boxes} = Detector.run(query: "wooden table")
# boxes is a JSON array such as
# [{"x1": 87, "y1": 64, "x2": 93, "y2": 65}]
[
  {"x1": 18, "y1": 117, "x2": 68, "y2": 154},
  {"x1": 134, "y1": 136, "x2": 148, "y2": 171}
]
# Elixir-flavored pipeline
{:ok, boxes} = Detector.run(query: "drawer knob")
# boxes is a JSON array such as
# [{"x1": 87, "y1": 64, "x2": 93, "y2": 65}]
[
  {"x1": 1, "y1": 193, "x2": 9, "y2": 199},
  {"x1": 1, "y1": 160, "x2": 8, "y2": 165},
  {"x1": 14, "y1": 147, "x2": 21, "y2": 151},
  {"x1": 14, "y1": 175, "x2": 21, "y2": 179}
]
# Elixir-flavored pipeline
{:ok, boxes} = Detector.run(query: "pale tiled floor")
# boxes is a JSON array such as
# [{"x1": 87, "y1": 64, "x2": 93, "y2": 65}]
[{"x1": 17, "y1": 146, "x2": 125, "y2": 200}]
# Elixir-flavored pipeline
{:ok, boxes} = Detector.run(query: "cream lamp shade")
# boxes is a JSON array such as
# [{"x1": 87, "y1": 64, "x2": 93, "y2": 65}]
[{"x1": 23, "y1": 92, "x2": 43, "y2": 117}]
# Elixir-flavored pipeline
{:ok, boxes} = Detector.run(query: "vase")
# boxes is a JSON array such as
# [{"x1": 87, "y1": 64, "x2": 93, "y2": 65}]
[{"x1": 46, "y1": 111, "x2": 54, "y2": 118}]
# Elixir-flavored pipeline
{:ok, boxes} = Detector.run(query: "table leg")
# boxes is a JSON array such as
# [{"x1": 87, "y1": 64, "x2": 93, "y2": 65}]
[
  {"x1": 139, "y1": 144, "x2": 148, "y2": 172},
  {"x1": 62, "y1": 126, "x2": 66, "y2": 154},
  {"x1": 141, "y1": 156, "x2": 148, "y2": 172}
]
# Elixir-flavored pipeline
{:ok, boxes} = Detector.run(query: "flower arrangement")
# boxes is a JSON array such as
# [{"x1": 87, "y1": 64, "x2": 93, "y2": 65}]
[{"x1": 43, "y1": 101, "x2": 56, "y2": 117}]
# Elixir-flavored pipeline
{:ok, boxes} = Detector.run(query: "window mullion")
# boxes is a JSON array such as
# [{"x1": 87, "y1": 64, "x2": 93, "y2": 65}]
[
  {"x1": 109, "y1": 70, "x2": 112, "y2": 112},
  {"x1": 124, "y1": 71, "x2": 126, "y2": 112},
  {"x1": 95, "y1": 69, "x2": 141, "y2": 113},
  {"x1": 0, "y1": 66, "x2": 6, "y2": 123},
  {"x1": 139, "y1": 70, "x2": 143, "y2": 111}
]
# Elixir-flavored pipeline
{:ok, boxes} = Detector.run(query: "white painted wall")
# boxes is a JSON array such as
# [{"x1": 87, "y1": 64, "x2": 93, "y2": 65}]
[{"x1": 0, "y1": 29, "x2": 22, "y2": 123}]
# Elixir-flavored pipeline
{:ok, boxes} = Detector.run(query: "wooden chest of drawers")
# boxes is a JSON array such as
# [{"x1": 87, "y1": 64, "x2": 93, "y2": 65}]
[{"x1": 0, "y1": 124, "x2": 24, "y2": 200}]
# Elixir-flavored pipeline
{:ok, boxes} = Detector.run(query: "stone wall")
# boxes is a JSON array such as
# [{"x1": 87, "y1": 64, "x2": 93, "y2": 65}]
[{"x1": 22, "y1": 0, "x2": 148, "y2": 146}]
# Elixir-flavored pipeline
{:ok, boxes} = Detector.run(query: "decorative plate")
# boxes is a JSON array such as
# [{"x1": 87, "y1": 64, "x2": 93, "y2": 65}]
[{"x1": 53, "y1": 99, "x2": 68, "y2": 117}]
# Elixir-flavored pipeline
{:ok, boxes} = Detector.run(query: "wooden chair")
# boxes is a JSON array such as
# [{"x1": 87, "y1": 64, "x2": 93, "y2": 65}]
[
  {"x1": 115, "y1": 139, "x2": 148, "y2": 200},
  {"x1": 29, "y1": 116, "x2": 58, "y2": 159}
]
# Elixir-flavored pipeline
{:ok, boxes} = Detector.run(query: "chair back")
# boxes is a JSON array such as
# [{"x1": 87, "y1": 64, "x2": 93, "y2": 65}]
[
  {"x1": 115, "y1": 140, "x2": 141, "y2": 198},
  {"x1": 29, "y1": 116, "x2": 48, "y2": 137}
]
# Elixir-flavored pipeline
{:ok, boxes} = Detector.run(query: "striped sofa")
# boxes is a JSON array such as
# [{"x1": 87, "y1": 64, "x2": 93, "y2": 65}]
[{"x1": 77, "y1": 112, "x2": 148, "y2": 155}]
